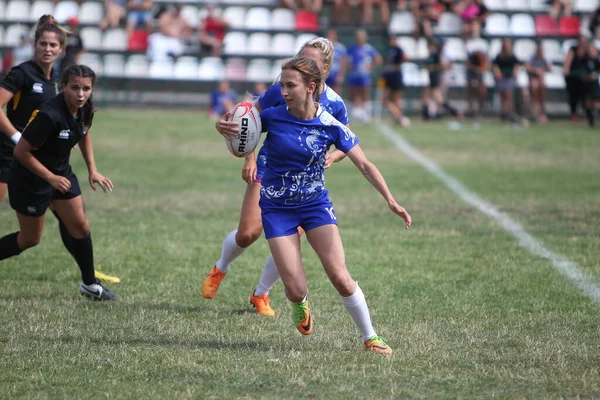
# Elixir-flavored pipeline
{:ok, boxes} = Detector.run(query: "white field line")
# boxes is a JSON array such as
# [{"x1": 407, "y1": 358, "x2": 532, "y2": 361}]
[{"x1": 377, "y1": 124, "x2": 600, "y2": 305}]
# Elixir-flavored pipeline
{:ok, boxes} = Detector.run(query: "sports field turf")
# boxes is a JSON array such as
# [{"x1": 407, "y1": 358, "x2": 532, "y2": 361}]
[{"x1": 1, "y1": 110, "x2": 599, "y2": 399}]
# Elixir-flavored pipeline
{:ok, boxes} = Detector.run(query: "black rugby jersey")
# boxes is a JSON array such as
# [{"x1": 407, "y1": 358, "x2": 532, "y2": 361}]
[
  {"x1": 0, "y1": 61, "x2": 59, "y2": 154},
  {"x1": 17, "y1": 93, "x2": 92, "y2": 176}
]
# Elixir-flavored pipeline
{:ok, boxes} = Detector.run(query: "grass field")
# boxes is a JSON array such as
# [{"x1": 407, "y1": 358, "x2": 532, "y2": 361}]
[{"x1": 1, "y1": 110, "x2": 599, "y2": 399}]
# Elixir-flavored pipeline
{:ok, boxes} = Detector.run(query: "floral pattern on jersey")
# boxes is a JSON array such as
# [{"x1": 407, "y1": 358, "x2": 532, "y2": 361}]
[{"x1": 261, "y1": 126, "x2": 328, "y2": 204}]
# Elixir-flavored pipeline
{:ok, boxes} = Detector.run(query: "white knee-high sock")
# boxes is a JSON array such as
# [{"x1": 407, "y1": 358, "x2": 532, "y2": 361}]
[
  {"x1": 341, "y1": 282, "x2": 377, "y2": 342},
  {"x1": 215, "y1": 230, "x2": 246, "y2": 273},
  {"x1": 254, "y1": 254, "x2": 280, "y2": 296}
]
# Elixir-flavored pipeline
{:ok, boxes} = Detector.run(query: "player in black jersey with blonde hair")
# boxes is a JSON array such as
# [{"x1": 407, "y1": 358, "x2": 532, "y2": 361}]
[{"x1": 0, "y1": 64, "x2": 117, "y2": 300}]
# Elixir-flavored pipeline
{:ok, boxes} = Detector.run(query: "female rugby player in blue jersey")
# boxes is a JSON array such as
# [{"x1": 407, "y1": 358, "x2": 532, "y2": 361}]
[
  {"x1": 202, "y1": 37, "x2": 349, "y2": 316},
  {"x1": 259, "y1": 57, "x2": 410, "y2": 354}
]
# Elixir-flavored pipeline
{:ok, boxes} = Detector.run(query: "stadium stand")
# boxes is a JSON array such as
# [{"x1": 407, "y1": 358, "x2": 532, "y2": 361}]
[{"x1": 0, "y1": 0, "x2": 595, "y2": 112}]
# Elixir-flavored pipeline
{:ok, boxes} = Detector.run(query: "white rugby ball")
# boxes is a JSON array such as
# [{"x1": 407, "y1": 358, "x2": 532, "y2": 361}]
[{"x1": 225, "y1": 102, "x2": 262, "y2": 158}]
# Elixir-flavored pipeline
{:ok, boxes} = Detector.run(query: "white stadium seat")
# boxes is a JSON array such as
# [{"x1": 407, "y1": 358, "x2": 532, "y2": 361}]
[
  {"x1": 542, "y1": 39, "x2": 562, "y2": 62},
  {"x1": 245, "y1": 7, "x2": 271, "y2": 30},
  {"x1": 574, "y1": 0, "x2": 598, "y2": 12},
  {"x1": 78, "y1": 2, "x2": 104, "y2": 24},
  {"x1": 271, "y1": 58, "x2": 286, "y2": 81},
  {"x1": 388, "y1": 12, "x2": 415, "y2": 35},
  {"x1": 466, "y1": 38, "x2": 489, "y2": 54},
  {"x1": 505, "y1": 0, "x2": 526, "y2": 11},
  {"x1": 197, "y1": 57, "x2": 225, "y2": 81},
  {"x1": 485, "y1": 13, "x2": 510, "y2": 36},
  {"x1": 444, "y1": 38, "x2": 467, "y2": 61},
  {"x1": 271, "y1": 33, "x2": 296, "y2": 57},
  {"x1": 529, "y1": 0, "x2": 550, "y2": 11},
  {"x1": 484, "y1": 0, "x2": 505, "y2": 11},
  {"x1": 545, "y1": 66, "x2": 565, "y2": 89},
  {"x1": 514, "y1": 39, "x2": 536, "y2": 61},
  {"x1": 401, "y1": 62, "x2": 421, "y2": 86},
  {"x1": 149, "y1": 59, "x2": 174, "y2": 79},
  {"x1": 247, "y1": 32, "x2": 271, "y2": 55},
  {"x1": 225, "y1": 57, "x2": 247, "y2": 81},
  {"x1": 517, "y1": 69, "x2": 529, "y2": 87},
  {"x1": 436, "y1": 12, "x2": 462, "y2": 35},
  {"x1": 246, "y1": 58, "x2": 273, "y2": 82},
  {"x1": 510, "y1": 14, "x2": 535, "y2": 36},
  {"x1": 270, "y1": 8, "x2": 295, "y2": 31},
  {"x1": 397, "y1": 36, "x2": 417, "y2": 60},
  {"x1": 53, "y1": 1, "x2": 79, "y2": 22},
  {"x1": 222, "y1": 7, "x2": 246, "y2": 30},
  {"x1": 3, "y1": 24, "x2": 25, "y2": 46},
  {"x1": 488, "y1": 38, "x2": 502, "y2": 59},
  {"x1": 417, "y1": 37, "x2": 429, "y2": 59},
  {"x1": 78, "y1": 53, "x2": 103, "y2": 75},
  {"x1": 103, "y1": 54, "x2": 125, "y2": 77},
  {"x1": 125, "y1": 54, "x2": 149, "y2": 78},
  {"x1": 102, "y1": 28, "x2": 128, "y2": 51},
  {"x1": 0, "y1": 2, "x2": 5, "y2": 19},
  {"x1": 30, "y1": 1, "x2": 54, "y2": 22},
  {"x1": 80, "y1": 27, "x2": 103, "y2": 51},
  {"x1": 173, "y1": 57, "x2": 199, "y2": 80},
  {"x1": 450, "y1": 64, "x2": 466, "y2": 87},
  {"x1": 223, "y1": 31, "x2": 247, "y2": 55},
  {"x1": 180, "y1": 5, "x2": 200, "y2": 27},
  {"x1": 5, "y1": 0, "x2": 29, "y2": 21},
  {"x1": 294, "y1": 33, "x2": 317, "y2": 53}
]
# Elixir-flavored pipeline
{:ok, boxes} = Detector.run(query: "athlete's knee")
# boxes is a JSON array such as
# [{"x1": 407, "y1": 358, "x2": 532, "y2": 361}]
[
  {"x1": 235, "y1": 227, "x2": 262, "y2": 248},
  {"x1": 67, "y1": 219, "x2": 90, "y2": 239},
  {"x1": 285, "y1": 284, "x2": 307, "y2": 303},
  {"x1": 18, "y1": 233, "x2": 41, "y2": 249},
  {"x1": 329, "y1": 271, "x2": 355, "y2": 297}
]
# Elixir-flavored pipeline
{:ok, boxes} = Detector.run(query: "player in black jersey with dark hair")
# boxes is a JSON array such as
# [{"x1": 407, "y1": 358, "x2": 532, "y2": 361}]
[{"x1": 0, "y1": 64, "x2": 117, "y2": 301}]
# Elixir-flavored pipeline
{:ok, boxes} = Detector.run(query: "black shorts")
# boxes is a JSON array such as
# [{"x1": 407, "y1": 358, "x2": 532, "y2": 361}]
[
  {"x1": 383, "y1": 72, "x2": 404, "y2": 91},
  {"x1": 0, "y1": 142, "x2": 15, "y2": 184},
  {"x1": 429, "y1": 73, "x2": 440, "y2": 88},
  {"x1": 586, "y1": 82, "x2": 600, "y2": 100},
  {"x1": 8, "y1": 166, "x2": 81, "y2": 217}
]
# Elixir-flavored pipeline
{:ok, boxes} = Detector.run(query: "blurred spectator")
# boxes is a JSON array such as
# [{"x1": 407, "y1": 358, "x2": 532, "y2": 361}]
[
  {"x1": 147, "y1": 4, "x2": 193, "y2": 61},
  {"x1": 525, "y1": 40, "x2": 552, "y2": 124},
  {"x1": 346, "y1": 28, "x2": 382, "y2": 123},
  {"x1": 412, "y1": 0, "x2": 442, "y2": 39},
  {"x1": 325, "y1": 29, "x2": 347, "y2": 95},
  {"x1": 210, "y1": 81, "x2": 238, "y2": 119},
  {"x1": 126, "y1": 0, "x2": 154, "y2": 37},
  {"x1": 244, "y1": 82, "x2": 268, "y2": 102},
  {"x1": 458, "y1": 0, "x2": 488, "y2": 39},
  {"x1": 583, "y1": 43, "x2": 599, "y2": 127},
  {"x1": 550, "y1": 0, "x2": 571, "y2": 19},
  {"x1": 584, "y1": 43, "x2": 600, "y2": 127},
  {"x1": 280, "y1": 0, "x2": 322, "y2": 12},
  {"x1": 99, "y1": 0, "x2": 127, "y2": 30},
  {"x1": 492, "y1": 38, "x2": 521, "y2": 123},
  {"x1": 422, "y1": 38, "x2": 461, "y2": 121},
  {"x1": 588, "y1": 7, "x2": 600, "y2": 39},
  {"x1": 382, "y1": 35, "x2": 410, "y2": 126},
  {"x1": 465, "y1": 50, "x2": 489, "y2": 118},
  {"x1": 60, "y1": 17, "x2": 85, "y2": 75},
  {"x1": 396, "y1": 0, "x2": 407, "y2": 10},
  {"x1": 563, "y1": 35, "x2": 589, "y2": 122},
  {"x1": 198, "y1": 4, "x2": 229, "y2": 57},
  {"x1": 363, "y1": 0, "x2": 391, "y2": 25}
]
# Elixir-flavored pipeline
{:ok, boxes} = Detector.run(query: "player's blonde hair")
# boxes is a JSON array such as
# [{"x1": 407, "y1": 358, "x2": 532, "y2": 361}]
[
  {"x1": 281, "y1": 57, "x2": 322, "y2": 103},
  {"x1": 299, "y1": 37, "x2": 335, "y2": 79}
]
